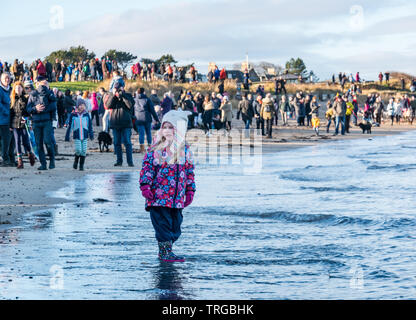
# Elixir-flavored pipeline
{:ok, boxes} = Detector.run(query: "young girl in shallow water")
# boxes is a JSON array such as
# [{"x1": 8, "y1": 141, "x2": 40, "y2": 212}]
[{"x1": 140, "y1": 110, "x2": 196, "y2": 263}]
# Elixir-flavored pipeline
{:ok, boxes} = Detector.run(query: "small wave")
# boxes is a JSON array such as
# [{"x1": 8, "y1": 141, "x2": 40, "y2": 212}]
[
  {"x1": 367, "y1": 164, "x2": 416, "y2": 171},
  {"x1": 368, "y1": 269, "x2": 400, "y2": 279},
  {"x1": 196, "y1": 207, "x2": 375, "y2": 226},
  {"x1": 381, "y1": 217, "x2": 416, "y2": 229},
  {"x1": 280, "y1": 173, "x2": 327, "y2": 182},
  {"x1": 366, "y1": 152, "x2": 393, "y2": 156},
  {"x1": 300, "y1": 185, "x2": 366, "y2": 193}
]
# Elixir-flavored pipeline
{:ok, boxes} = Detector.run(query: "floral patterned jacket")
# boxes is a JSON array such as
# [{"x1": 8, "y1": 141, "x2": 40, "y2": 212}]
[{"x1": 139, "y1": 145, "x2": 196, "y2": 211}]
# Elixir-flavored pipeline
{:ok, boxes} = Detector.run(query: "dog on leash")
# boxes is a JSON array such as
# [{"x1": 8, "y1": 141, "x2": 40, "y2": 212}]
[
  {"x1": 358, "y1": 122, "x2": 372, "y2": 134},
  {"x1": 98, "y1": 131, "x2": 112, "y2": 152}
]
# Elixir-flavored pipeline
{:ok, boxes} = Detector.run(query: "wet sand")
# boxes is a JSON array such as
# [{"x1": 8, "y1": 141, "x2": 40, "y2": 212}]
[{"x1": 1, "y1": 117, "x2": 415, "y2": 225}]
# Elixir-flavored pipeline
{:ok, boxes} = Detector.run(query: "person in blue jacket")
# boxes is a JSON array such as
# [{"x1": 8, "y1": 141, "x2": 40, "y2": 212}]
[
  {"x1": 0, "y1": 72, "x2": 13, "y2": 167},
  {"x1": 65, "y1": 98, "x2": 94, "y2": 171}
]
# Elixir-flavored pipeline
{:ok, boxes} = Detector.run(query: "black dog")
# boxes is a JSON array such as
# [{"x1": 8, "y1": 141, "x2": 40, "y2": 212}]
[
  {"x1": 98, "y1": 131, "x2": 112, "y2": 152},
  {"x1": 359, "y1": 123, "x2": 372, "y2": 134}
]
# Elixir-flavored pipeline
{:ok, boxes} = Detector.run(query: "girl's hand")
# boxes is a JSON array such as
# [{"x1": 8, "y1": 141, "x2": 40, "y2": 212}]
[
  {"x1": 184, "y1": 191, "x2": 195, "y2": 208},
  {"x1": 140, "y1": 185, "x2": 154, "y2": 200}
]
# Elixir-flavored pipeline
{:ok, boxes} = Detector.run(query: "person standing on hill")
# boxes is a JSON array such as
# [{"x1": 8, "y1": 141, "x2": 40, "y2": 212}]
[
  {"x1": 379, "y1": 72, "x2": 383, "y2": 84},
  {"x1": 385, "y1": 72, "x2": 390, "y2": 85},
  {"x1": 36, "y1": 59, "x2": 47, "y2": 77}
]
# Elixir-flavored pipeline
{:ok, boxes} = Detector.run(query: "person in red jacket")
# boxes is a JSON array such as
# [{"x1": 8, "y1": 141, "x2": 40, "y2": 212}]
[
  {"x1": 220, "y1": 68, "x2": 227, "y2": 81},
  {"x1": 36, "y1": 59, "x2": 47, "y2": 77},
  {"x1": 140, "y1": 110, "x2": 196, "y2": 263}
]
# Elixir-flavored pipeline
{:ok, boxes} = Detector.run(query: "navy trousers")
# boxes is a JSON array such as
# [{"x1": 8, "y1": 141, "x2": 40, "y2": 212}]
[{"x1": 150, "y1": 207, "x2": 183, "y2": 243}]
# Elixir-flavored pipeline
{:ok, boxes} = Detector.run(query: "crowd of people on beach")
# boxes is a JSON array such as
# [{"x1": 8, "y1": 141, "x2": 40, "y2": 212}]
[{"x1": 1, "y1": 60, "x2": 416, "y2": 171}]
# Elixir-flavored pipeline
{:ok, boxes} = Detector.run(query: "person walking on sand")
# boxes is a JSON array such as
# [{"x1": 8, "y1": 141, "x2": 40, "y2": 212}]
[
  {"x1": 410, "y1": 96, "x2": 416, "y2": 125},
  {"x1": 332, "y1": 94, "x2": 346, "y2": 136},
  {"x1": 279, "y1": 95, "x2": 290, "y2": 126},
  {"x1": 386, "y1": 98, "x2": 396, "y2": 126},
  {"x1": 139, "y1": 110, "x2": 196, "y2": 263},
  {"x1": 219, "y1": 95, "x2": 233, "y2": 133},
  {"x1": 10, "y1": 81, "x2": 36, "y2": 169},
  {"x1": 310, "y1": 96, "x2": 320, "y2": 136},
  {"x1": 253, "y1": 95, "x2": 265, "y2": 136},
  {"x1": 65, "y1": 99, "x2": 94, "y2": 171},
  {"x1": 261, "y1": 93, "x2": 275, "y2": 139},
  {"x1": 237, "y1": 94, "x2": 254, "y2": 137},
  {"x1": 325, "y1": 100, "x2": 335, "y2": 133}
]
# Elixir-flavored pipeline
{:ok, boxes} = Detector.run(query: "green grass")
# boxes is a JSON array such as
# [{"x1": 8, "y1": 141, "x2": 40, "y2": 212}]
[{"x1": 49, "y1": 81, "x2": 101, "y2": 93}]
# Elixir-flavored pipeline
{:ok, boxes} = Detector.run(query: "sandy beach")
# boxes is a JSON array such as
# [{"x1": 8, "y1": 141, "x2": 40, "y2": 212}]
[{"x1": 1, "y1": 115, "x2": 415, "y2": 226}]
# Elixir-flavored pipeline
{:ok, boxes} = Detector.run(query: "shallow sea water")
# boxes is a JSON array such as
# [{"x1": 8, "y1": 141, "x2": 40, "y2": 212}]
[{"x1": 1, "y1": 131, "x2": 416, "y2": 299}]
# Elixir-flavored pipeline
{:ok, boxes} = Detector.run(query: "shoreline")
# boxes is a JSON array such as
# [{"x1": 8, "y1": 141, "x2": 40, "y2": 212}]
[{"x1": 1, "y1": 120, "x2": 415, "y2": 226}]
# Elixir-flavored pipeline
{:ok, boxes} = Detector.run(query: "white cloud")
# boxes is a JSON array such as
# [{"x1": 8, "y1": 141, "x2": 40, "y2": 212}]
[{"x1": 0, "y1": 0, "x2": 414, "y2": 80}]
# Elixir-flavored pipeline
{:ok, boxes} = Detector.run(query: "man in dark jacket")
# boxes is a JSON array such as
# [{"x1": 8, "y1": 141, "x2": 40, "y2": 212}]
[
  {"x1": 108, "y1": 82, "x2": 135, "y2": 167},
  {"x1": 134, "y1": 88, "x2": 160, "y2": 153},
  {"x1": 45, "y1": 60, "x2": 53, "y2": 82},
  {"x1": 149, "y1": 90, "x2": 161, "y2": 107},
  {"x1": 237, "y1": 94, "x2": 254, "y2": 137},
  {"x1": 333, "y1": 95, "x2": 347, "y2": 136},
  {"x1": 54, "y1": 59, "x2": 62, "y2": 82},
  {"x1": 26, "y1": 76, "x2": 57, "y2": 170}
]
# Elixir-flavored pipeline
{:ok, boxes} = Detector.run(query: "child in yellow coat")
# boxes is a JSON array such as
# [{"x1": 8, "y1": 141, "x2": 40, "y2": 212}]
[{"x1": 310, "y1": 96, "x2": 321, "y2": 136}]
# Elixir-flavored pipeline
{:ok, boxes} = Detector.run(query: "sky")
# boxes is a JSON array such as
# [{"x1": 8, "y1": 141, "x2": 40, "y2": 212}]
[{"x1": 1, "y1": 0, "x2": 415, "y2": 80}]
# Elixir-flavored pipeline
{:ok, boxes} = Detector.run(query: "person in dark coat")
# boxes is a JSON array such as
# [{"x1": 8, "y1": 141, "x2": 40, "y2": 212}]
[
  {"x1": 10, "y1": 81, "x2": 36, "y2": 169},
  {"x1": 63, "y1": 89, "x2": 75, "y2": 126},
  {"x1": 133, "y1": 88, "x2": 160, "y2": 153},
  {"x1": 237, "y1": 94, "x2": 254, "y2": 132},
  {"x1": 161, "y1": 92, "x2": 174, "y2": 117},
  {"x1": 26, "y1": 76, "x2": 57, "y2": 170},
  {"x1": 108, "y1": 82, "x2": 135, "y2": 167}
]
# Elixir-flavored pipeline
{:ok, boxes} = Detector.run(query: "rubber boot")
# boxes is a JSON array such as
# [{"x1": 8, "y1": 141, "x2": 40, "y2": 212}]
[
  {"x1": 28, "y1": 153, "x2": 36, "y2": 167},
  {"x1": 17, "y1": 155, "x2": 24, "y2": 169},
  {"x1": 73, "y1": 155, "x2": 80, "y2": 170},
  {"x1": 79, "y1": 156, "x2": 85, "y2": 171},
  {"x1": 158, "y1": 241, "x2": 185, "y2": 263}
]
